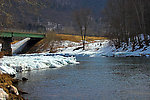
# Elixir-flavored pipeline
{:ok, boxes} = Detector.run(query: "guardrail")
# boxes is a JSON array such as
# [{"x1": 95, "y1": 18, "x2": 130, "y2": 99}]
[{"x1": 0, "y1": 31, "x2": 45, "y2": 38}]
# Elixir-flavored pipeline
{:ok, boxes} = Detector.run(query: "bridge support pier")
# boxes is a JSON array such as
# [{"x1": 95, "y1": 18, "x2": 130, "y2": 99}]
[{"x1": 1, "y1": 37, "x2": 12, "y2": 56}]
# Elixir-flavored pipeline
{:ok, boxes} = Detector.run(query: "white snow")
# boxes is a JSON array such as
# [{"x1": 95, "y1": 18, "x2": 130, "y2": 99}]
[
  {"x1": 57, "y1": 40, "x2": 108, "y2": 56},
  {"x1": 0, "y1": 38, "x2": 79, "y2": 75},
  {"x1": 1, "y1": 37, "x2": 150, "y2": 75},
  {"x1": 0, "y1": 53, "x2": 79, "y2": 75},
  {"x1": 57, "y1": 40, "x2": 150, "y2": 57}
]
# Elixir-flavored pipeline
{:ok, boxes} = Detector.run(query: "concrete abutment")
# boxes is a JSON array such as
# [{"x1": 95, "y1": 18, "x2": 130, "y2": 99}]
[{"x1": 1, "y1": 37, "x2": 13, "y2": 56}]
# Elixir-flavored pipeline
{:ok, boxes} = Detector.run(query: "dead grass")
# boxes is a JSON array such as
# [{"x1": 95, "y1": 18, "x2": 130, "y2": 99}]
[
  {"x1": 11, "y1": 41, "x2": 19, "y2": 44},
  {"x1": 27, "y1": 32, "x2": 61, "y2": 53},
  {"x1": 0, "y1": 52, "x2": 4, "y2": 58},
  {"x1": 56, "y1": 34, "x2": 107, "y2": 42}
]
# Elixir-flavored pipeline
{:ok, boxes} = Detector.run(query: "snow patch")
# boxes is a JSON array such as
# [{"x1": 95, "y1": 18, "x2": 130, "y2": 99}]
[{"x1": 57, "y1": 40, "x2": 108, "y2": 56}]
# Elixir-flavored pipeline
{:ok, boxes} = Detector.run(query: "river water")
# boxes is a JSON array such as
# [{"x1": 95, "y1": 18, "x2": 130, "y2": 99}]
[{"x1": 17, "y1": 56, "x2": 150, "y2": 100}]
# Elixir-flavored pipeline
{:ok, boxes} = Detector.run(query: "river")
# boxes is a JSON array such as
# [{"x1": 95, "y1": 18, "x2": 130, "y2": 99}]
[{"x1": 17, "y1": 56, "x2": 150, "y2": 100}]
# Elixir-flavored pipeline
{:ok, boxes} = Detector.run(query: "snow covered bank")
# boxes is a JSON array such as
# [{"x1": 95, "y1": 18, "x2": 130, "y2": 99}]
[
  {"x1": 57, "y1": 40, "x2": 150, "y2": 57},
  {"x1": 93, "y1": 40, "x2": 150, "y2": 57},
  {"x1": 0, "y1": 53, "x2": 79, "y2": 75},
  {"x1": 57, "y1": 40, "x2": 108, "y2": 56},
  {"x1": 1, "y1": 38, "x2": 150, "y2": 75},
  {"x1": 105, "y1": 45, "x2": 150, "y2": 57}
]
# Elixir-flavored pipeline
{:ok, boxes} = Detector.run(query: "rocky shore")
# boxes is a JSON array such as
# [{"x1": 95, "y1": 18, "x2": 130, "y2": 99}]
[{"x1": 0, "y1": 73, "x2": 25, "y2": 100}]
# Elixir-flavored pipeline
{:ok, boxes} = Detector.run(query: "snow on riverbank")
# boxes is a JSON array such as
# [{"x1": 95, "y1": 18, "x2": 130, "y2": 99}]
[
  {"x1": 57, "y1": 40, "x2": 108, "y2": 56},
  {"x1": 0, "y1": 53, "x2": 79, "y2": 75},
  {"x1": 1, "y1": 38, "x2": 150, "y2": 75},
  {"x1": 57, "y1": 40, "x2": 150, "y2": 57}
]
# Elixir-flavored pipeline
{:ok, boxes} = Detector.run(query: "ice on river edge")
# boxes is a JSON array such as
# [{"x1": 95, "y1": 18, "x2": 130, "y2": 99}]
[
  {"x1": 1, "y1": 38, "x2": 150, "y2": 75},
  {"x1": 0, "y1": 54, "x2": 79, "y2": 75}
]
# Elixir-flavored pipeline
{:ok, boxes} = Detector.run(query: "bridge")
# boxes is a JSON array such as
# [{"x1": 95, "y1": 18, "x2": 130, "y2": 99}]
[{"x1": 0, "y1": 31, "x2": 45, "y2": 56}]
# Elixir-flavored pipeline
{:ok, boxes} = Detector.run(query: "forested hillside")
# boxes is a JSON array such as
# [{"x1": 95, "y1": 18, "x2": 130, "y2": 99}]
[
  {"x1": 41, "y1": 0, "x2": 106, "y2": 24},
  {"x1": 0, "y1": 0, "x2": 107, "y2": 33},
  {"x1": 103, "y1": 0, "x2": 150, "y2": 50},
  {"x1": 0, "y1": 0, "x2": 45, "y2": 30}
]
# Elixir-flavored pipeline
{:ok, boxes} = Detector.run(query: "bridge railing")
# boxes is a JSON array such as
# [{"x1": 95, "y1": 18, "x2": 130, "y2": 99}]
[
  {"x1": 0, "y1": 30, "x2": 46, "y2": 38},
  {"x1": 0, "y1": 28, "x2": 45, "y2": 34}
]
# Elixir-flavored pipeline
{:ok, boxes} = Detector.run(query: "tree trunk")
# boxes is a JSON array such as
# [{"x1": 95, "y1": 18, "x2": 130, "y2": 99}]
[{"x1": 137, "y1": 36, "x2": 143, "y2": 48}]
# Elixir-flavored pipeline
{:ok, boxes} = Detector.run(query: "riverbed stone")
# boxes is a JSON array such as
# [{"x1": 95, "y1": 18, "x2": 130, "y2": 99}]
[
  {"x1": 22, "y1": 77, "x2": 28, "y2": 81},
  {"x1": 0, "y1": 70, "x2": 3, "y2": 74},
  {"x1": 10, "y1": 85, "x2": 19, "y2": 95}
]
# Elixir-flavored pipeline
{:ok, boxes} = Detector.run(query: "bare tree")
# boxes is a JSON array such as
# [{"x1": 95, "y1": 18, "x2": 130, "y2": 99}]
[
  {"x1": 103, "y1": 0, "x2": 150, "y2": 50},
  {"x1": 73, "y1": 9, "x2": 92, "y2": 50}
]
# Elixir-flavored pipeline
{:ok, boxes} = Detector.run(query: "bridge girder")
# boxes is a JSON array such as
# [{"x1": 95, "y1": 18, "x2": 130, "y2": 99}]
[{"x1": 0, "y1": 31, "x2": 45, "y2": 56}]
